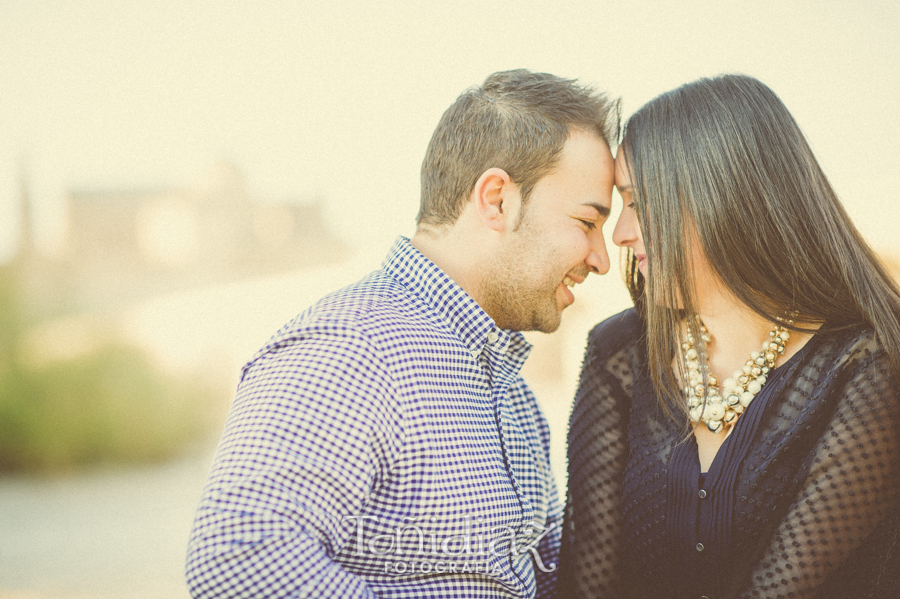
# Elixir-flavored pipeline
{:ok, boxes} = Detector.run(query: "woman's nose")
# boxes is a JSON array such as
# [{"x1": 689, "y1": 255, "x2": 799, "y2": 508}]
[{"x1": 613, "y1": 207, "x2": 638, "y2": 247}]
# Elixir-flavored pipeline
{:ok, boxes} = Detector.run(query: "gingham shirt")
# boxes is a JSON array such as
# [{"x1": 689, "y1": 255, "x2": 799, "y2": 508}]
[{"x1": 186, "y1": 237, "x2": 562, "y2": 599}]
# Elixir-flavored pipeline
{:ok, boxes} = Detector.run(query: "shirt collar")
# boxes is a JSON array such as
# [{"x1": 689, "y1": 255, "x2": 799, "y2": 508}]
[{"x1": 382, "y1": 236, "x2": 532, "y2": 362}]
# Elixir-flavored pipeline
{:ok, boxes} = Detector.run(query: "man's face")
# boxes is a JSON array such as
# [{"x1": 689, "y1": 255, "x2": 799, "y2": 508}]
[{"x1": 481, "y1": 129, "x2": 614, "y2": 333}]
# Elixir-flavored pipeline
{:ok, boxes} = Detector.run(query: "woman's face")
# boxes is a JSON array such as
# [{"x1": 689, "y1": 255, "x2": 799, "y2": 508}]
[
  {"x1": 611, "y1": 148, "x2": 720, "y2": 310},
  {"x1": 612, "y1": 150, "x2": 647, "y2": 277}
]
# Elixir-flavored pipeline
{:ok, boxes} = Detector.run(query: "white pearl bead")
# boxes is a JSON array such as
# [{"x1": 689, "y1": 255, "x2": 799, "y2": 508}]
[
  {"x1": 723, "y1": 377, "x2": 737, "y2": 390},
  {"x1": 742, "y1": 364, "x2": 752, "y2": 374},
  {"x1": 707, "y1": 404, "x2": 725, "y2": 419},
  {"x1": 747, "y1": 380, "x2": 762, "y2": 394},
  {"x1": 751, "y1": 351, "x2": 760, "y2": 360},
  {"x1": 740, "y1": 391, "x2": 754, "y2": 407}
]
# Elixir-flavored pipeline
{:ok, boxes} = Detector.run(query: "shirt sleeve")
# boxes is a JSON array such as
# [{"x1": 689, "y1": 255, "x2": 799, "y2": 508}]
[
  {"x1": 185, "y1": 324, "x2": 403, "y2": 599},
  {"x1": 739, "y1": 338, "x2": 900, "y2": 598},
  {"x1": 555, "y1": 321, "x2": 634, "y2": 599}
]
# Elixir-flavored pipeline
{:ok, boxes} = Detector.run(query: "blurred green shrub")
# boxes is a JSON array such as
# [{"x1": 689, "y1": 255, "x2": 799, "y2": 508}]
[{"x1": 0, "y1": 266, "x2": 221, "y2": 474}]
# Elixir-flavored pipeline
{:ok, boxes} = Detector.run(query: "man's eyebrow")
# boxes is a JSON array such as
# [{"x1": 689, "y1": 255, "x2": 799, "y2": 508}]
[{"x1": 582, "y1": 202, "x2": 611, "y2": 218}]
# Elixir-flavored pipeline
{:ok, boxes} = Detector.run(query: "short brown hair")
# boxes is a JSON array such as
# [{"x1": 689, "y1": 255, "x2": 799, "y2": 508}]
[{"x1": 417, "y1": 69, "x2": 619, "y2": 228}]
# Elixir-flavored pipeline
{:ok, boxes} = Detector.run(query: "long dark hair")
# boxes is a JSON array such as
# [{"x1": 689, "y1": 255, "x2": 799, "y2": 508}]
[{"x1": 621, "y1": 74, "x2": 900, "y2": 420}]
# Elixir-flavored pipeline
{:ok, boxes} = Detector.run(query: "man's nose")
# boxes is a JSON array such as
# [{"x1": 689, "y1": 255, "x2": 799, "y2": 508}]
[{"x1": 586, "y1": 237, "x2": 610, "y2": 275}]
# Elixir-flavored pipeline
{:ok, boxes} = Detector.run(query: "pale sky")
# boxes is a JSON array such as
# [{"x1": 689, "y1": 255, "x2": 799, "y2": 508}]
[{"x1": 1, "y1": 0, "x2": 898, "y2": 261}]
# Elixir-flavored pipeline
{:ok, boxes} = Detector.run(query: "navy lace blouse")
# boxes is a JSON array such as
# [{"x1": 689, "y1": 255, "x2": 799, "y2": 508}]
[
  {"x1": 666, "y1": 348, "x2": 804, "y2": 599},
  {"x1": 556, "y1": 309, "x2": 900, "y2": 599}
]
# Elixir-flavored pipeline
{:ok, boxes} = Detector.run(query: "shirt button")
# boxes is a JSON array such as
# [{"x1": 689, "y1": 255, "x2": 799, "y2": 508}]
[
  {"x1": 696, "y1": 542, "x2": 705, "y2": 552},
  {"x1": 698, "y1": 489, "x2": 707, "y2": 499},
  {"x1": 701, "y1": 596, "x2": 710, "y2": 599},
  {"x1": 487, "y1": 330, "x2": 499, "y2": 344}
]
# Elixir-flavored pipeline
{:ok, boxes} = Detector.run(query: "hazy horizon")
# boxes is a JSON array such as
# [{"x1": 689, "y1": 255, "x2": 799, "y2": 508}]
[{"x1": 2, "y1": 0, "x2": 898, "y2": 265}]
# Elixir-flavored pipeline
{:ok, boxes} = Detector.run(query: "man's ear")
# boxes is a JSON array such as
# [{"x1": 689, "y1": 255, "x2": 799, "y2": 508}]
[{"x1": 470, "y1": 168, "x2": 518, "y2": 232}]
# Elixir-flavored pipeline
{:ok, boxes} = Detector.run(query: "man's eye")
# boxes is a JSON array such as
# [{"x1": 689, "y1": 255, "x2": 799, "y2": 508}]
[{"x1": 578, "y1": 219, "x2": 597, "y2": 231}]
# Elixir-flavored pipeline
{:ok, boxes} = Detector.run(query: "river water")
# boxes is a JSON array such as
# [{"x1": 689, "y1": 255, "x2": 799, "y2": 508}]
[{"x1": 0, "y1": 449, "x2": 214, "y2": 598}]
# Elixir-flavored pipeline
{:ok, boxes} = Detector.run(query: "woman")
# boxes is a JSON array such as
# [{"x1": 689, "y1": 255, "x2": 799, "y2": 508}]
[{"x1": 557, "y1": 75, "x2": 900, "y2": 599}]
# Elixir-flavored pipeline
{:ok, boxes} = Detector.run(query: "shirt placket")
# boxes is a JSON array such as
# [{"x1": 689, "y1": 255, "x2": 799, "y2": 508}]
[
  {"x1": 695, "y1": 475, "x2": 714, "y2": 599},
  {"x1": 483, "y1": 330, "x2": 540, "y2": 590}
]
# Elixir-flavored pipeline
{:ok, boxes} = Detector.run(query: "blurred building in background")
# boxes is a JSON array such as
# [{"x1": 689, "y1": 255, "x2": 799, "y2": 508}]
[{"x1": 13, "y1": 161, "x2": 348, "y2": 317}]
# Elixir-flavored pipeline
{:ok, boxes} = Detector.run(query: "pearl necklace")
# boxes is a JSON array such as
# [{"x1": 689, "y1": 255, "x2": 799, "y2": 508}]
[{"x1": 683, "y1": 320, "x2": 791, "y2": 434}]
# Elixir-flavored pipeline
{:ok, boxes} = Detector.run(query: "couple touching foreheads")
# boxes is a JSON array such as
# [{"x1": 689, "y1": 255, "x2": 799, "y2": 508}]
[{"x1": 186, "y1": 70, "x2": 900, "y2": 599}]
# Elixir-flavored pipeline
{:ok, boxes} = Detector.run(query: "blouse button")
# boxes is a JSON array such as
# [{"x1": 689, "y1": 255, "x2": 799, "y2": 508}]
[
  {"x1": 487, "y1": 330, "x2": 499, "y2": 344},
  {"x1": 698, "y1": 489, "x2": 708, "y2": 499},
  {"x1": 696, "y1": 542, "x2": 705, "y2": 552}
]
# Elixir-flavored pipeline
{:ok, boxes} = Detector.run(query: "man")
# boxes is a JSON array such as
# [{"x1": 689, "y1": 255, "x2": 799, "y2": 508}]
[{"x1": 186, "y1": 69, "x2": 618, "y2": 599}]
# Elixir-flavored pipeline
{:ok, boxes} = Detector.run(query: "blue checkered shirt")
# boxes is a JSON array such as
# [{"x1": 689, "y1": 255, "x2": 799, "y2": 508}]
[{"x1": 186, "y1": 237, "x2": 562, "y2": 598}]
